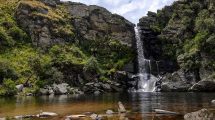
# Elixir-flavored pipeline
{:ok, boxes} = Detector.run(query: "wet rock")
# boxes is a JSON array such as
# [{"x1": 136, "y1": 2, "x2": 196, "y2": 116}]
[
  {"x1": 113, "y1": 71, "x2": 135, "y2": 89},
  {"x1": 26, "y1": 93, "x2": 33, "y2": 96},
  {"x1": 211, "y1": 100, "x2": 215, "y2": 104},
  {"x1": 189, "y1": 80, "x2": 215, "y2": 92},
  {"x1": 36, "y1": 112, "x2": 58, "y2": 118},
  {"x1": 68, "y1": 88, "x2": 84, "y2": 95},
  {"x1": 16, "y1": 84, "x2": 24, "y2": 92},
  {"x1": 14, "y1": 115, "x2": 35, "y2": 119},
  {"x1": 83, "y1": 81, "x2": 122, "y2": 94},
  {"x1": 160, "y1": 72, "x2": 192, "y2": 92},
  {"x1": 66, "y1": 115, "x2": 86, "y2": 120},
  {"x1": 94, "y1": 91, "x2": 101, "y2": 95},
  {"x1": 106, "y1": 110, "x2": 114, "y2": 115},
  {"x1": 154, "y1": 109, "x2": 178, "y2": 114},
  {"x1": 184, "y1": 109, "x2": 215, "y2": 120},
  {"x1": 53, "y1": 83, "x2": 69, "y2": 95},
  {"x1": 101, "y1": 83, "x2": 111, "y2": 91},
  {"x1": 39, "y1": 88, "x2": 50, "y2": 95},
  {"x1": 90, "y1": 113, "x2": 102, "y2": 120},
  {"x1": 118, "y1": 101, "x2": 126, "y2": 113}
]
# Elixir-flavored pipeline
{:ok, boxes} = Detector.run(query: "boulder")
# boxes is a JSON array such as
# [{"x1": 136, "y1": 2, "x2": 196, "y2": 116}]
[
  {"x1": 39, "y1": 85, "x2": 54, "y2": 95},
  {"x1": 39, "y1": 88, "x2": 50, "y2": 95},
  {"x1": 160, "y1": 72, "x2": 192, "y2": 92},
  {"x1": 118, "y1": 101, "x2": 126, "y2": 113},
  {"x1": 68, "y1": 88, "x2": 84, "y2": 95},
  {"x1": 53, "y1": 83, "x2": 69, "y2": 95},
  {"x1": 101, "y1": 83, "x2": 111, "y2": 91},
  {"x1": 106, "y1": 110, "x2": 114, "y2": 115},
  {"x1": 26, "y1": 93, "x2": 33, "y2": 96},
  {"x1": 161, "y1": 82, "x2": 191, "y2": 92},
  {"x1": 211, "y1": 100, "x2": 215, "y2": 104},
  {"x1": 14, "y1": 115, "x2": 35, "y2": 119},
  {"x1": 184, "y1": 109, "x2": 215, "y2": 120},
  {"x1": 37, "y1": 112, "x2": 58, "y2": 118},
  {"x1": 90, "y1": 113, "x2": 102, "y2": 120},
  {"x1": 83, "y1": 81, "x2": 122, "y2": 94},
  {"x1": 66, "y1": 115, "x2": 86, "y2": 120},
  {"x1": 189, "y1": 80, "x2": 215, "y2": 92},
  {"x1": 16, "y1": 84, "x2": 24, "y2": 92},
  {"x1": 94, "y1": 91, "x2": 101, "y2": 95}
]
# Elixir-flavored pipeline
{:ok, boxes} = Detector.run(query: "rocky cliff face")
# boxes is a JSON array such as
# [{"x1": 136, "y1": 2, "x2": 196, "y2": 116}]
[
  {"x1": 138, "y1": 0, "x2": 215, "y2": 91},
  {"x1": 66, "y1": 2, "x2": 135, "y2": 47},
  {"x1": 15, "y1": 0, "x2": 135, "y2": 48}
]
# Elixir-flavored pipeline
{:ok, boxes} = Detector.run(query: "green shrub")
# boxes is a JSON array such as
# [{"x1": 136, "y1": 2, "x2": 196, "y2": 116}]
[
  {"x1": 0, "y1": 79, "x2": 17, "y2": 96},
  {"x1": 0, "y1": 27, "x2": 14, "y2": 47},
  {"x1": 84, "y1": 56, "x2": 101, "y2": 74},
  {"x1": 0, "y1": 60, "x2": 18, "y2": 84},
  {"x1": 190, "y1": 2, "x2": 202, "y2": 12},
  {"x1": 195, "y1": 9, "x2": 215, "y2": 33},
  {"x1": 29, "y1": 57, "x2": 64, "y2": 86},
  {"x1": 8, "y1": 26, "x2": 29, "y2": 42},
  {"x1": 203, "y1": 34, "x2": 215, "y2": 54}
]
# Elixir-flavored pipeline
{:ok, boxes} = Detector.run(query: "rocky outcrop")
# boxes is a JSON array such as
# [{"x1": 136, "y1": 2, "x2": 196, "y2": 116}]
[
  {"x1": 160, "y1": 71, "x2": 192, "y2": 92},
  {"x1": 184, "y1": 109, "x2": 215, "y2": 120},
  {"x1": 82, "y1": 81, "x2": 123, "y2": 94},
  {"x1": 37, "y1": 83, "x2": 84, "y2": 95},
  {"x1": 189, "y1": 80, "x2": 215, "y2": 92},
  {"x1": 15, "y1": 0, "x2": 75, "y2": 48},
  {"x1": 15, "y1": 0, "x2": 135, "y2": 48},
  {"x1": 66, "y1": 2, "x2": 135, "y2": 47}
]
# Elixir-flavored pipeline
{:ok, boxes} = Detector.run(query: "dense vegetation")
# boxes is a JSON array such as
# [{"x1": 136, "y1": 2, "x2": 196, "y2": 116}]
[
  {"x1": 146, "y1": 0, "x2": 215, "y2": 81},
  {"x1": 0, "y1": 0, "x2": 134, "y2": 96}
]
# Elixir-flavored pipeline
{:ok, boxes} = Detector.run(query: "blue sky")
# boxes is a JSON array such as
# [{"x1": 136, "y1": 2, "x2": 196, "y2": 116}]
[{"x1": 61, "y1": 0, "x2": 176, "y2": 23}]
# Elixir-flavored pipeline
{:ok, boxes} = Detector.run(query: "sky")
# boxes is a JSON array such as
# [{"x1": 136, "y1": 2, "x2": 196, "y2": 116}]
[{"x1": 61, "y1": 0, "x2": 176, "y2": 24}]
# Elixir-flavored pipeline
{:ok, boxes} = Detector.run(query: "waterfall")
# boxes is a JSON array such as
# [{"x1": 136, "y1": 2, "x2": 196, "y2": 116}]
[{"x1": 134, "y1": 27, "x2": 157, "y2": 92}]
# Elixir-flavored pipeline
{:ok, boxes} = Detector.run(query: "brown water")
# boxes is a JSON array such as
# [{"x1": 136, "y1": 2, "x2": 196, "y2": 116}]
[{"x1": 0, "y1": 92, "x2": 214, "y2": 119}]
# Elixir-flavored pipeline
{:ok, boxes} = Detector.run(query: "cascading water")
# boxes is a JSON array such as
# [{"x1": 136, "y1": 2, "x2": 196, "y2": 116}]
[{"x1": 134, "y1": 26, "x2": 157, "y2": 92}]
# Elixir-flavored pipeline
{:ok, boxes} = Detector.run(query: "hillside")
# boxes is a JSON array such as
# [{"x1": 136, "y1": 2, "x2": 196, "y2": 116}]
[{"x1": 0, "y1": 0, "x2": 135, "y2": 96}]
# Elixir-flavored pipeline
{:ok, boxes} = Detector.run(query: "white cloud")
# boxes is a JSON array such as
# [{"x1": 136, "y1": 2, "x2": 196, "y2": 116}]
[{"x1": 61, "y1": 0, "x2": 177, "y2": 23}]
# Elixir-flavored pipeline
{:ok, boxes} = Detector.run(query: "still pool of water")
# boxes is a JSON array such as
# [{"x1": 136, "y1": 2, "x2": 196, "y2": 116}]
[{"x1": 0, "y1": 92, "x2": 214, "y2": 119}]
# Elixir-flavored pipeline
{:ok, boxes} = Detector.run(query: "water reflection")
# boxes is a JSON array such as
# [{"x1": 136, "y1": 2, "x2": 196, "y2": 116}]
[
  {"x1": 0, "y1": 92, "x2": 214, "y2": 118},
  {"x1": 129, "y1": 92, "x2": 214, "y2": 115}
]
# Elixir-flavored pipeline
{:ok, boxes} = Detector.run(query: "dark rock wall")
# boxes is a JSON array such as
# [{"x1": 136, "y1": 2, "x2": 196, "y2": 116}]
[{"x1": 137, "y1": 10, "x2": 178, "y2": 75}]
